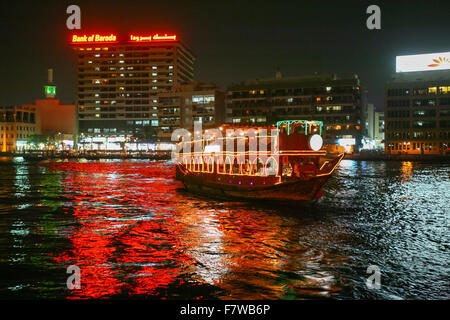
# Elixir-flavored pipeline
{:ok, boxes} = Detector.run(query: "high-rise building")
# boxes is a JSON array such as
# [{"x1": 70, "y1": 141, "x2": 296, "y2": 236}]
[
  {"x1": 385, "y1": 52, "x2": 450, "y2": 155},
  {"x1": 158, "y1": 81, "x2": 225, "y2": 141},
  {"x1": 226, "y1": 73, "x2": 363, "y2": 151},
  {"x1": 70, "y1": 32, "x2": 195, "y2": 147}
]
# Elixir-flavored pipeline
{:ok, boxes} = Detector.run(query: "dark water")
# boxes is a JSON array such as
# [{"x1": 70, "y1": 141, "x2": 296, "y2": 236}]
[{"x1": 0, "y1": 157, "x2": 448, "y2": 300}]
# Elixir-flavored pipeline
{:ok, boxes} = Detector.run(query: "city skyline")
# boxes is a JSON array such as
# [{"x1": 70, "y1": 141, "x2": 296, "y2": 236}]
[{"x1": 2, "y1": 0, "x2": 450, "y2": 110}]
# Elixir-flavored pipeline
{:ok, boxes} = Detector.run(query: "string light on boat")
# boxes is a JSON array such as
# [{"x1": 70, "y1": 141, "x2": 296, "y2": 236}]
[{"x1": 308, "y1": 134, "x2": 323, "y2": 151}]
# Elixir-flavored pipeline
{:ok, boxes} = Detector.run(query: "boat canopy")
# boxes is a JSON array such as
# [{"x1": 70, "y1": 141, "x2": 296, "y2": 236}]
[{"x1": 276, "y1": 120, "x2": 323, "y2": 136}]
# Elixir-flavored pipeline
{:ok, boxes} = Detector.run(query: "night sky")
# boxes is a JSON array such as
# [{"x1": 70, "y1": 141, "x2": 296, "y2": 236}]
[{"x1": 1, "y1": 0, "x2": 450, "y2": 110}]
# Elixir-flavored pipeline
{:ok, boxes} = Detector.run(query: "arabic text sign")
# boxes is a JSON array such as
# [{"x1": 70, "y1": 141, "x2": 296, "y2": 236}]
[
  {"x1": 396, "y1": 52, "x2": 450, "y2": 72},
  {"x1": 129, "y1": 34, "x2": 177, "y2": 42},
  {"x1": 71, "y1": 33, "x2": 177, "y2": 44}
]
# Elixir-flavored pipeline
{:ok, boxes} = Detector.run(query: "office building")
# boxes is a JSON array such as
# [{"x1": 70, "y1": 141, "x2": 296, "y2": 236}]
[
  {"x1": 385, "y1": 52, "x2": 450, "y2": 155},
  {"x1": 158, "y1": 81, "x2": 225, "y2": 141},
  {"x1": 70, "y1": 32, "x2": 195, "y2": 147},
  {"x1": 226, "y1": 73, "x2": 364, "y2": 151}
]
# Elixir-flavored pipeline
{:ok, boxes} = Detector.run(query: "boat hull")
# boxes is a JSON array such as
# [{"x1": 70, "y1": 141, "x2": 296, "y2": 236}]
[
  {"x1": 176, "y1": 169, "x2": 332, "y2": 202},
  {"x1": 175, "y1": 153, "x2": 344, "y2": 202}
]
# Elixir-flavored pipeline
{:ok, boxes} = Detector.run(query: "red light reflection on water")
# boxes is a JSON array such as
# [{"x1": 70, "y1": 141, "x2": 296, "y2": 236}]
[
  {"x1": 41, "y1": 160, "x2": 346, "y2": 299},
  {"x1": 46, "y1": 161, "x2": 194, "y2": 299}
]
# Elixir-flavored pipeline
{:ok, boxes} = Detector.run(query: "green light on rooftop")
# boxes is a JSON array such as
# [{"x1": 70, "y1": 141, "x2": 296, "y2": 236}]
[{"x1": 44, "y1": 85, "x2": 56, "y2": 97}]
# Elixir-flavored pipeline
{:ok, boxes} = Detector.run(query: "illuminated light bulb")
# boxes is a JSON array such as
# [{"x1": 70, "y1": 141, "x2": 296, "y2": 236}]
[{"x1": 308, "y1": 134, "x2": 323, "y2": 151}]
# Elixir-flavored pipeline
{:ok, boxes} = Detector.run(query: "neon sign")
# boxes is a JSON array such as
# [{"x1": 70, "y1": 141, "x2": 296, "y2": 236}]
[
  {"x1": 130, "y1": 35, "x2": 152, "y2": 42},
  {"x1": 153, "y1": 33, "x2": 177, "y2": 41},
  {"x1": 71, "y1": 33, "x2": 178, "y2": 44},
  {"x1": 129, "y1": 33, "x2": 177, "y2": 42},
  {"x1": 72, "y1": 34, "x2": 117, "y2": 43}
]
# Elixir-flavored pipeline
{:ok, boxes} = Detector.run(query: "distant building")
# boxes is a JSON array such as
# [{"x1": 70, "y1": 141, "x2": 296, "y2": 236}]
[
  {"x1": 374, "y1": 111, "x2": 384, "y2": 141},
  {"x1": 23, "y1": 98, "x2": 75, "y2": 148},
  {"x1": 70, "y1": 32, "x2": 195, "y2": 147},
  {"x1": 385, "y1": 52, "x2": 450, "y2": 155},
  {"x1": 0, "y1": 69, "x2": 76, "y2": 152},
  {"x1": 0, "y1": 105, "x2": 40, "y2": 152},
  {"x1": 226, "y1": 73, "x2": 364, "y2": 151},
  {"x1": 364, "y1": 103, "x2": 375, "y2": 139},
  {"x1": 158, "y1": 81, "x2": 225, "y2": 141}
]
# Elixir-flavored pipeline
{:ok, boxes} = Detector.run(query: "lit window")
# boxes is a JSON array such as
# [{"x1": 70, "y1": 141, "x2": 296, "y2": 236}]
[
  {"x1": 439, "y1": 86, "x2": 449, "y2": 94},
  {"x1": 152, "y1": 66, "x2": 158, "y2": 69},
  {"x1": 168, "y1": 66, "x2": 173, "y2": 69},
  {"x1": 152, "y1": 73, "x2": 157, "y2": 76}
]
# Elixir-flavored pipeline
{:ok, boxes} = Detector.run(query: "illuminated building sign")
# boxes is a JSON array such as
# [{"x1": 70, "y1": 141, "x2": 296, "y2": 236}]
[
  {"x1": 129, "y1": 33, "x2": 177, "y2": 42},
  {"x1": 72, "y1": 34, "x2": 117, "y2": 43},
  {"x1": 396, "y1": 52, "x2": 450, "y2": 72},
  {"x1": 71, "y1": 33, "x2": 177, "y2": 44}
]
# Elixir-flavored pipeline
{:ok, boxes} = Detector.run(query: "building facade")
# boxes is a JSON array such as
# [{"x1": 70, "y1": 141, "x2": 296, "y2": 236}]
[
  {"x1": 70, "y1": 32, "x2": 195, "y2": 147},
  {"x1": 0, "y1": 105, "x2": 40, "y2": 152},
  {"x1": 385, "y1": 69, "x2": 450, "y2": 155},
  {"x1": 158, "y1": 81, "x2": 225, "y2": 141},
  {"x1": 374, "y1": 111, "x2": 385, "y2": 141},
  {"x1": 364, "y1": 103, "x2": 375, "y2": 139},
  {"x1": 226, "y1": 73, "x2": 364, "y2": 151},
  {"x1": 23, "y1": 98, "x2": 76, "y2": 149}
]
